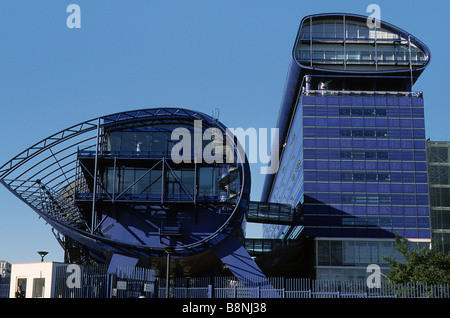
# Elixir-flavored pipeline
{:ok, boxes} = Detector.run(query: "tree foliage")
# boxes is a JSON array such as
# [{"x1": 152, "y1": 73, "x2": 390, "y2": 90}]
[{"x1": 383, "y1": 236, "x2": 450, "y2": 284}]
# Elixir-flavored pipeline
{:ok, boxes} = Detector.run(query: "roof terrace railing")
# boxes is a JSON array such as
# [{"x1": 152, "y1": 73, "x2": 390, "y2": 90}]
[{"x1": 303, "y1": 89, "x2": 423, "y2": 98}]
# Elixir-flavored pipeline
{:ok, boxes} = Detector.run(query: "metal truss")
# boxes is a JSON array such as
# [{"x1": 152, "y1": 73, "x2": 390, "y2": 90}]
[{"x1": 0, "y1": 107, "x2": 249, "y2": 256}]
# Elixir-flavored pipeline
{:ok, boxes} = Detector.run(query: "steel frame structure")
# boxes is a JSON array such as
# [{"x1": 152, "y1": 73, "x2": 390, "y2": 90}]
[{"x1": 0, "y1": 108, "x2": 252, "y2": 259}]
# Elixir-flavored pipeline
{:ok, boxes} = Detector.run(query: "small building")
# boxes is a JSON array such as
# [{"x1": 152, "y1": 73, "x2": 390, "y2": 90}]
[{"x1": 9, "y1": 262, "x2": 65, "y2": 298}]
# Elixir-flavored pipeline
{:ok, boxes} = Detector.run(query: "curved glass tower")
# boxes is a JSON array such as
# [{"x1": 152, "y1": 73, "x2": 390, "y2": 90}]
[{"x1": 262, "y1": 13, "x2": 431, "y2": 280}]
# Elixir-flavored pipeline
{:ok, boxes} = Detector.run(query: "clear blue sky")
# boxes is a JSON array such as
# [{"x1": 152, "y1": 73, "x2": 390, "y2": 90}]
[{"x1": 0, "y1": 0, "x2": 448, "y2": 264}]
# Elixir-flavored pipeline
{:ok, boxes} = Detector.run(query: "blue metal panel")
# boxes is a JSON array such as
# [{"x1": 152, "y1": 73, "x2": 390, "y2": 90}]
[
  {"x1": 213, "y1": 235, "x2": 278, "y2": 296},
  {"x1": 107, "y1": 254, "x2": 139, "y2": 273}
]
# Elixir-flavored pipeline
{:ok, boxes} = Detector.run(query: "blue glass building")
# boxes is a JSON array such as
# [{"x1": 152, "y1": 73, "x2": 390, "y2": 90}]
[{"x1": 261, "y1": 13, "x2": 432, "y2": 280}]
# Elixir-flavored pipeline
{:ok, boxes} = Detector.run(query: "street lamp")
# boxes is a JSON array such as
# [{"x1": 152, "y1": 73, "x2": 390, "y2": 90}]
[{"x1": 37, "y1": 251, "x2": 48, "y2": 262}]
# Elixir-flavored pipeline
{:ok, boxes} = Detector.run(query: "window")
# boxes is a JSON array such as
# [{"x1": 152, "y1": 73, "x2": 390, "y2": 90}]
[
  {"x1": 325, "y1": 51, "x2": 336, "y2": 60},
  {"x1": 16, "y1": 278, "x2": 27, "y2": 298},
  {"x1": 341, "y1": 173, "x2": 391, "y2": 182},
  {"x1": 33, "y1": 278, "x2": 45, "y2": 298},
  {"x1": 198, "y1": 167, "x2": 228, "y2": 197},
  {"x1": 339, "y1": 108, "x2": 387, "y2": 116},
  {"x1": 347, "y1": 24, "x2": 358, "y2": 39},
  {"x1": 297, "y1": 50, "x2": 310, "y2": 61},
  {"x1": 347, "y1": 51, "x2": 359, "y2": 60},
  {"x1": 339, "y1": 130, "x2": 388, "y2": 137},
  {"x1": 323, "y1": 23, "x2": 336, "y2": 38},
  {"x1": 377, "y1": 151, "x2": 389, "y2": 159},
  {"x1": 340, "y1": 150, "x2": 389, "y2": 159},
  {"x1": 341, "y1": 194, "x2": 392, "y2": 204},
  {"x1": 382, "y1": 51, "x2": 394, "y2": 61},
  {"x1": 313, "y1": 50, "x2": 324, "y2": 61},
  {"x1": 358, "y1": 26, "x2": 369, "y2": 39},
  {"x1": 360, "y1": 51, "x2": 372, "y2": 61},
  {"x1": 312, "y1": 22, "x2": 324, "y2": 38}
]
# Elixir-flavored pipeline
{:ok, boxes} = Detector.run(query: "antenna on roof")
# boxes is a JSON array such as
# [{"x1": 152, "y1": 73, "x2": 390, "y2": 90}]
[{"x1": 212, "y1": 108, "x2": 220, "y2": 121}]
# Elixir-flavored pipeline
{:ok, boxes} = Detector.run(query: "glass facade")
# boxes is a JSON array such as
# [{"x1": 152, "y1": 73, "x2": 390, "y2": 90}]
[
  {"x1": 262, "y1": 13, "x2": 432, "y2": 280},
  {"x1": 427, "y1": 141, "x2": 450, "y2": 253},
  {"x1": 267, "y1": 92, "x2": 430, "y2": 240},
  {"x1": 315, "y1": 238, "x2": 430, "y2": 280},
  {"x1": 295, "y1": 18, "x2": 428, "y2": 72}
]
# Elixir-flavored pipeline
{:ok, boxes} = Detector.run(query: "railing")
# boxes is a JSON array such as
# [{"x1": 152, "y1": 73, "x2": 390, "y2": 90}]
[
  {"x1": 304, "y1": 89, "x2": 423, "y2": 98},
  {"x1": 45, "y1": 265, "x2": 450, "y2": 298}
]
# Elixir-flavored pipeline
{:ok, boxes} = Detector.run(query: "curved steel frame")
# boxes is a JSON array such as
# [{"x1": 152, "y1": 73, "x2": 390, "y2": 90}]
[{"x1": 0, "y1": 107, "x2": 251, "y2": 259}]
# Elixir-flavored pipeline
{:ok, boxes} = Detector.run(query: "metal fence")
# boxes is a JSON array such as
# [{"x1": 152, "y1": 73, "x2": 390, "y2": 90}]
[{"x1": 4, "y1": 264, "x2": 450, "y2": 298}]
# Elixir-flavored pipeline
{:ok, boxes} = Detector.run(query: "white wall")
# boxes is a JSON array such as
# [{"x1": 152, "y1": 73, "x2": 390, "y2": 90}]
[{"x1": 9, "y1": 262, "x2": 59, "y2": 298}]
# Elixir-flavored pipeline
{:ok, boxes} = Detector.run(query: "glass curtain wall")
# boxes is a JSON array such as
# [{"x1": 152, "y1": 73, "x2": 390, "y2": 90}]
[{"x1": 427, "y1": 141, "x2": 450, "y2": 253}]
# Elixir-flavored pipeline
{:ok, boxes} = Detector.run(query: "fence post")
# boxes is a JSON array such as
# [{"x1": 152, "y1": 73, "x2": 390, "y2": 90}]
[{"x1": 208, "y1": 285, "x2": 212, "y2": 298}]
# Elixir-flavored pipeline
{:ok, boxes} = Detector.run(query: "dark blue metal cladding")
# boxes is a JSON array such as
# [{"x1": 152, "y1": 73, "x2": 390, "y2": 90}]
[
  {"x1": 300, "y1": 94, "x2": 430, "y2": 239},
  {"x1": 262, "y1": 13, "x2": 431, "y2": 241},
  {"x1": 266, "y1": 93, "x2": 430, "y2": 240}
]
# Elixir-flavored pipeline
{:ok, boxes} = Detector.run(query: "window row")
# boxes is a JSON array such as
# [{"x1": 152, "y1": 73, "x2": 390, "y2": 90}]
[
  {"x1": 303, "y1": 106, "x2": 424, "y2": 118},
  {"x1": 341, "y1": 217, "x2": 429, "y2": 228},
  {"x1": 303, "y1": 149, "x2": 426, "y2": 161},
  {"x1": 317, "y1": 239, "x2": 431, "y2": 267},
  {"x1": 303, "y1": 139, "x2": 426, "y2": 149},
  {"x1": 340, "y1": 150, "x2": 389, "y2": 159},
  {"x1": 341, "y1": 194, "x2": 391, "y2": 204},
  {"x1": 101, "y1": 166, "x2": 240, "y2": 198},
  {"x1": 341, "y1": 172, "x2": 390, "y2": 181},
  {"x1": 310, "y1": 215, "x2": 430, "y2": 228},
  {"x1": 338, "y1": 108, "x2": 387, "y2": 116},
  {"x1": 303, "y1": 182, "x2": 429, "y2": 194},
  {"x1": 299, "y1": 21, "x2": 401, "y2": 41},
  {"x1": 296, "y1": 49, "x2": 425, "y2": 63},
  {"x1": 303, "y1": 204, "x2": 429, "y2": 216},
  {"x1": 303, "y1": 160, "x2": 427, "y2": 171},
  {"x1": 301, "y1": 96, "x2": 424, "y2": 107},
  {"x1": 302, "y1": 128, "x2": 426, "y2": 139},
  {"x1": 303, "y1": 118, "x2": 425, "y2": 128},
  {"x1": 303, "y1": 171, "x2": 428, "y2": 183},
  {"x1": 106, "y1": 129, "x2": 232, "y2": 159},
  {"x1": 303, "y1": 117, "x2": 425, "y2": 129},
  {"x1": 305, "y1": 192, "x2": 428, "y2": 205},
  {"x1": 340, "y1": 129, "x2": 387, "y2": 137}
]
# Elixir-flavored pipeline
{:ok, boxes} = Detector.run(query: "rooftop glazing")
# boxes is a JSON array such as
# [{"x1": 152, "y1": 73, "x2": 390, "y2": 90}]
[{"x1": 295, "y1": 16, "x2": 429, "y2": 72}]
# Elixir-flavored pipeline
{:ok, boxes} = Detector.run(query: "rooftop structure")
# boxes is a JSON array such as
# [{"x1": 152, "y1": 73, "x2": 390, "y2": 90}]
[{"x1": 261, "y1": 13, "x2": 431, "y2": 280}]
